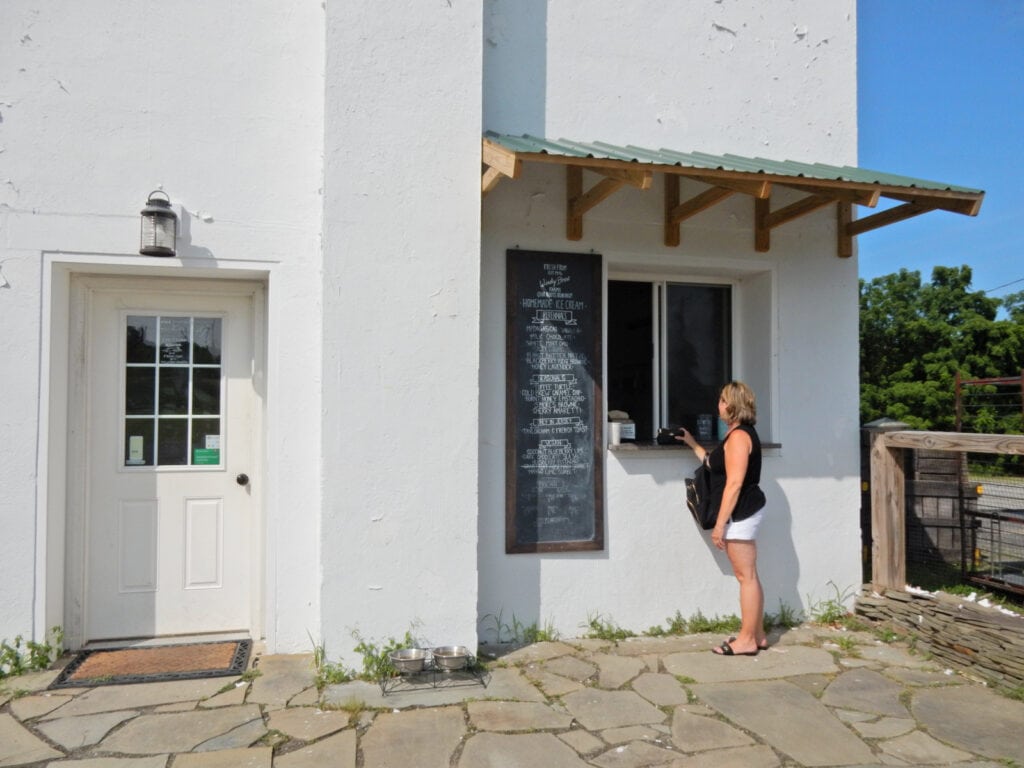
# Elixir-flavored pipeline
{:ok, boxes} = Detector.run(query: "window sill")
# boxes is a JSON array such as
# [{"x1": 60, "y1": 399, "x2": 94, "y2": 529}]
[{"x1": 608, "y1": 441, "x2": 781, "y2": 453}]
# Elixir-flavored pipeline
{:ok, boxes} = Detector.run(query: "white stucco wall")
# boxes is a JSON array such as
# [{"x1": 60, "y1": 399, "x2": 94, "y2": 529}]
[
  {"x1": 320, "y1": 1, "x2": 483, "y2": 664},
  {"x1": 485, "y1": 0, "x2": 857, "y2": 162},
  {"x1": 478, "y1": 0, "x2": 862, "y2": 638},
  {"x1": 0, "y1": 1, "x2": 324, "y2": 650}
]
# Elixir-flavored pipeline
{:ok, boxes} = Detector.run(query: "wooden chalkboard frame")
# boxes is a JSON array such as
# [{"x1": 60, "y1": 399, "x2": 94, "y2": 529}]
[{"x1": 505, "y1": 249, "x2": 604, "y2": 553}]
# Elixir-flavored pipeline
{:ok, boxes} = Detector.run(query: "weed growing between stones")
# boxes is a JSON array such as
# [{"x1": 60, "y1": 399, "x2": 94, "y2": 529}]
[
  {"x1": 583, "y1": 612, "x2": 636, "y2": 641},
  {"x1": 480, "y1": 609, "x2": 560, "y2": 645},
  {"x1": 808, "y1": 581, "x2": 857, "y2": 625},
  {"x1": 0, "y1": 626, "x2": 63, "y2": 680}
]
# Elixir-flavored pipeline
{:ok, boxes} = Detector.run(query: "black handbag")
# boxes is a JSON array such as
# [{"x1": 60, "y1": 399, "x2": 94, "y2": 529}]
[{"x1": 685, "y1": 459, "x2": 716, "y2": 529}]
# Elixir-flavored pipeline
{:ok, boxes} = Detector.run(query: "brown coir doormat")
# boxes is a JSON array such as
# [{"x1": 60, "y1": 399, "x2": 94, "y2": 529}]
[{"x1": 50, "y1": 639, "x2": 252, "y2": 688}]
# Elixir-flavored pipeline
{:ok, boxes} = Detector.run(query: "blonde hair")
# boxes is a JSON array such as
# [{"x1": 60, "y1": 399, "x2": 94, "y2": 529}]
[{"x1": 720, "y1": 381, "x2": 757, "y2": 425}]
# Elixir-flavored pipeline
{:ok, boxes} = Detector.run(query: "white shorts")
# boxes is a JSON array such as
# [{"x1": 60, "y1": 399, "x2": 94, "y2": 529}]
[{"x1": 724, "y1": 508, "x2": 764, "y2": 541}]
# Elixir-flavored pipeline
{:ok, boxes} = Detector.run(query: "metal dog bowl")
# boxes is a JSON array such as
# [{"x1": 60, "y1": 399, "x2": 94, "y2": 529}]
[
  {"x1": 431, "y1": 645, "x2": 470, "y2": 670},
  {"x1": 388, "y1": 648, "x2": 428, "y2": 674}
]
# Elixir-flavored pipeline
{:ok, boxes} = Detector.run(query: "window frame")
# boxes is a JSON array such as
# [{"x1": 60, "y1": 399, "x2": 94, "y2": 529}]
[{"x1": 606, "y1": 272, "x2": 739, "y2": 441}]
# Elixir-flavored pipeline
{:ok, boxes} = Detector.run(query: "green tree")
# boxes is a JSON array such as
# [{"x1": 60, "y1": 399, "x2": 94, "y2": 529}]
[{"x1": 859, "y1": 265, "x2": 1024, "y2": 430}]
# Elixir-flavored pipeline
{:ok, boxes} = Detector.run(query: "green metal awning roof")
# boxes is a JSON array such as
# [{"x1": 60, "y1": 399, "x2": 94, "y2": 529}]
[{"x1": 481, "y1": 131, "x2": 985, "y2": 256}]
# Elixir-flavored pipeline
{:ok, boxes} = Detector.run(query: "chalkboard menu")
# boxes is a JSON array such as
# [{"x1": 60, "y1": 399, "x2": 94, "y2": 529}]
[{"x1": 506, "y1": 250, "x2": 604, "y2": 553}]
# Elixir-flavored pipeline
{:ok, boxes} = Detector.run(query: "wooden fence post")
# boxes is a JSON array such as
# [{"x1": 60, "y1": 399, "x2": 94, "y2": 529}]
[{"x1": 871, "y1": 431, "x2": 906, "y2": 591}]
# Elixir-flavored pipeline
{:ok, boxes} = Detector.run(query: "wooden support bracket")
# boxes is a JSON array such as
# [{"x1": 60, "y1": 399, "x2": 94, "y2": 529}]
[
  {"x1": 847, "y1": 203, "x2": 930, "y2": 237},
  {"x1": 664, "y1": 175, "x2": 735, "y2": 247},
  {"x1": 755, "y1": 193, "x2": 842, "y2": 252},
  {"x1": 481, "y1": 139, "x2": 522, "y2": 197},
  {"x1": 566, "y1": 165, "x2": 650, "y2": 240}
]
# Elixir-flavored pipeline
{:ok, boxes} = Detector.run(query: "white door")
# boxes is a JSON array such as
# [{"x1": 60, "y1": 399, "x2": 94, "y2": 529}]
[{"x1": 80, "y1": 278, "x2": 261, "y2": 641}]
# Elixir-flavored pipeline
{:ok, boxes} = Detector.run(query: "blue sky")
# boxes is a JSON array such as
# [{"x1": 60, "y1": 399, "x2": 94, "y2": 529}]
[{"x1": 857, "y1": 0, "x2": 1024, "y2": 303}]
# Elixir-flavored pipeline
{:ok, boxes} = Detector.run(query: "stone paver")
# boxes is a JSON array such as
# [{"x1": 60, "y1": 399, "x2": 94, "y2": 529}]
[
  {"x1": 558, "y1": 728, "x2": 604, "y2": 756},
  {"x1": 630, "y1": 672, "x2": 689, "y2": 706},
  {"x1": 265, "y1": 707, "x2": 349, "y2": 741},
  {"x1": 247, "y1": 654, "x2": 315, "y2": 708},
  {"x1": 543, "y1": 655, "x2": 597, "y2": 682},
  {"x1": 459, "y1": 732, "x2": 590, "y2": 768},
  {"x1": 561, "y1": 689, "x2": 666, "y2": 731},
  {"x1": 169, "y1": 746, "x2": 272, "y2": 767},
  {"x1": 590, "y1": 740, "x2": 682, "y2": 768},
  {"x1": 35, "y1": 709, "x2": 138, "y2": 749},
  {"x1": 591, "y1": 653, "x2": 645, "y2": 689},
  {"x1": 360, "y1": 706, "x2": 465, "y2": 768},
  {"x1": 43, "y1": 678, "x2": 229, "y2": 719},
  {"x1": 99, "y1": 704, "x2": 262, "y2": 754},
  {"x1": 44, "y1": 758, "x2": 169, "y2": 768},
  {"x1": 664, "y1": 645, "x2": 837, "y2": 682},
  {"x1": 193, "y1": 716, "x2": 268, "y2": 751},
  {"x1": 821, "y1": 668, "x2": 908, "y2": 716},
  {"x1": 9, "y1": 693, "x2": 75, "y2": 720},
  {"x1": 468, "y1": 700, "x2": 572, "y2": 731},
  {"x1": 1, "y1": 624, "x2": 1021, "y2": 768},
  {"x1": 877, "y1": 730, "x2": 975, "y2": 764},
  {"x1": 599, "y1": 725, "x2": 665, "y2": 745},
  {"x1": 850, "y1": 716, "x2": 916, "y2": 739},
  {"x1": 671, "y1": 708, "x2": 754, "y2": 752},
  {"x1": 522, "y1": 667, "x2": 584, "y2": 696},
  {"x1": 273, "y1": 729, "x2": 356, "y2": 768},
  {"x1": 692, "y1": 680, "x2": 877, "y2": 766},
  {"x1": 911, "y1": 683, "x2": 1024, "y2": 764},
  {"x1": 0, "y1": 712, "x2": 63, "y2": 766},
  {"x1": 198, "y1": 683, "x2": 247, "y2": 708}
]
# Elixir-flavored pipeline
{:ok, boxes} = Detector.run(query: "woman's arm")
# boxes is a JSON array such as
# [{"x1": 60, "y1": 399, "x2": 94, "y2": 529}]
[
  {"x1": 712, "y1": 429, "x2": 751, "y2": 549},
  {"x1": 676, "y1": 428, "x2": 708, "y2": 462}
]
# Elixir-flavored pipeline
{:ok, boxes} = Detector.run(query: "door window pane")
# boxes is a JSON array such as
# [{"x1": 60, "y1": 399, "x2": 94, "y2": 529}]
[
  {"x1": 192, "y1": 368, "x2": 221, "y2": 415},
  {"x1": 158, "y1": 367, "x2": 190, "y2": 415},
  {"x1": 126, "y1": 316, "x2": 157, "y2": 363},
  {"x1": 123, "y1": 314, "x2": 223, "y2": 467},
  {"x1": 193, "y1": 318, "x2": 222, "y2": 364},
  {"x1": 124, "y1": 418, "x2": 154, "y2": 466},
  {"x1": 157, "y1": 418, "x2": 188, "y2": 465},
  {"x1": 159, "y1": 317, "x2": 191, "y2": 364},
  {"x1": 125, "y1": 368, "x2": 156, "y2": 415}
]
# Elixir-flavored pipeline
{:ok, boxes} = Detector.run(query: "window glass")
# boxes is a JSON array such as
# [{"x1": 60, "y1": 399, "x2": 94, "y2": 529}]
[
  {"x1": 123, "y1": 314, "x2": 223, "y2": 467},
  {"x1": 125, "y1": 368, "x2": 156, "y2": 415},
  {"x1": 666, "y1": 283, "x2": 732, "y2": 432},
  {"x1": 158, "y1": 367, "x2": 190, "y2": 415},
  {"x1": 126, "y1": 316, "x2": 157, "y2": 363},
  {"x1": 193, "y1": 318, "x2": 222, "y2": 364},
  {"x1": 192, "y1": 368, "x2": 220, "y2": 415},
  {"x1": 607, "y1": 280, "x2": 731, "y2": 441},
  {"x1": 124, "y1": 418, "x2": 154, "y2": 466},
  {"x1": 607, "y1": 281, "x2": 654, "y2": 441},
  {"x1": 159, "y1": 317, "x2": 191, "y2": 364},
  {"x1": 157, "y1": 418, "x2": 188, "y2": 465}
]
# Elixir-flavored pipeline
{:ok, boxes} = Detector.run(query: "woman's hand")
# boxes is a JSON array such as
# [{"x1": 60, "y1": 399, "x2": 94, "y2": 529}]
[{"x1": 711, "y1": 524, "x2": 726, "y2": 550}]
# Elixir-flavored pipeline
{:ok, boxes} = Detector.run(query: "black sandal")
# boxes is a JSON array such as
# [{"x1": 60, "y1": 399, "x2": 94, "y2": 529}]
[{"x1": 713, "y1": 640, "x2": 759, "y2": 656}]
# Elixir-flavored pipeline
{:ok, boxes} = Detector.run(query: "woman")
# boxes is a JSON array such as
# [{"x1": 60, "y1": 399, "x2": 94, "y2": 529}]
[{"x1": 678, "y1": 381, "x2": 766, "y2": 656}]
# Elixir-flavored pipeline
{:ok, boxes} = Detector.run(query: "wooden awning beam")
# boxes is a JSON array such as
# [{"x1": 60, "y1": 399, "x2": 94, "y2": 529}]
[
  {"x1": 664, "y1": 176, "x2": 736, "y2": 247},
  {"x1": 481, "y1": 139, "x2": 522, "y2": 197},
  {"x1": 846, "y1": 202, "x2": 931, "y2": 237},
  {"x1": 567, "y1": 165, "x2": 651, "y2": 240}
]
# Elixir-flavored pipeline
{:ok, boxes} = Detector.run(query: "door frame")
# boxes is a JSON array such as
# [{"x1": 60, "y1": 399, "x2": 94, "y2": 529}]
[{"x1": 44, "y1": 265, "x2": 267, "y2": 649}]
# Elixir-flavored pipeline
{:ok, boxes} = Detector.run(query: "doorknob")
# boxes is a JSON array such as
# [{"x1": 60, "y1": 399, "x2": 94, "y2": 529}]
[{"x1": 236, "y1": 473, "x2": 250, "y2": 487}]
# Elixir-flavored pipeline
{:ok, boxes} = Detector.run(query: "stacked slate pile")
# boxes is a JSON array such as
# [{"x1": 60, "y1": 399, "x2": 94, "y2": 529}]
[{"x1": 856, "y1": 588, "x2": 1024, "y2": 690}]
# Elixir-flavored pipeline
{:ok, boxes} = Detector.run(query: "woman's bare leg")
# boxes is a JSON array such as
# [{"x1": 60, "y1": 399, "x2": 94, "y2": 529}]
[{"x1": 723, "y1": 540, "x2": 764, "y2": 653}]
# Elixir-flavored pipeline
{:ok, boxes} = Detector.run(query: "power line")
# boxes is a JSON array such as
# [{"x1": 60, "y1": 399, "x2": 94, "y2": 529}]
[{"x1": 982, "y1": 277, "x2": 1024, "y2": 295}]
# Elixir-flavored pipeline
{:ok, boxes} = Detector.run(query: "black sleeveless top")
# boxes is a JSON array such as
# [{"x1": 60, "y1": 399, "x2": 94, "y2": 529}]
[{"x1": 706, "y1": 424, "x2": 762, "y2": 515}]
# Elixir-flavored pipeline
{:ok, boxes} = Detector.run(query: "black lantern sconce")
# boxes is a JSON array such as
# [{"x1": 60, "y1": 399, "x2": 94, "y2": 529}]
[{"x1": 139, "y1": 190, "x2": 178, "y2": 257}]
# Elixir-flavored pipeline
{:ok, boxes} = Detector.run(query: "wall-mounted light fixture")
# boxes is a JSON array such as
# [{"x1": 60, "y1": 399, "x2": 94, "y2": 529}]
[{"x1": 139, "y1": 190, "x2": 178, "y2": 257}]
